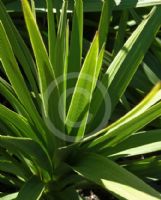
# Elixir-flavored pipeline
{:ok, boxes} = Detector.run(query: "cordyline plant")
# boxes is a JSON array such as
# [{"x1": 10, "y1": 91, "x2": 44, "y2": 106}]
[{"x1": 0, "y1": 0, "x2": 161, "y2": 199}]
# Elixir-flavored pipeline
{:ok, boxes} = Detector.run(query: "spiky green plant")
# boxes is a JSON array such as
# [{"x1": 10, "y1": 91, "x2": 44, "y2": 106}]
[{"x1": 0, "y1": 0, "x2": 161, "y2": 199}]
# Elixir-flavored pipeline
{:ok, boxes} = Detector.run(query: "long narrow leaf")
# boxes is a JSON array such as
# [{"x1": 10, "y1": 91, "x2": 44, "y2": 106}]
[
  {"x1": 0, "y1": 78, "x2": 28, "y2": 117},
  {"x1": 68, "y1": 0, "x2": 83, "y2": 75},
  {"x1": 103, "y1": 130, "x2": 161, "y2": 158},
  {"x1": 21, "y1": 0, "x2": 62, "y2": 151},
  {"x1": 46, "y1": 0, "x2": 56, "y2": 67},
  {"x1": 17, "y1": 176, "x2": 45, "y2": 200},
  {"x1": 0, "y1": 1, "x2": 38, "y2": 96},
  {"x1": 66, "y1": 34, "x2": 99, "y2": 141},
  {"x1": 0, "y1": 21, "x2": 44, "y2": 136},
  {"x1": 89, "y1": 6, "x2": 161, "y2": 124},
  {"x1": 54, "y1": 0, "x2": 68, "y2": 125},
  {"x1": 0, "y1": 135, "x2": 53, "y2": 177},
  {"x1": 98, "y1": 0, "x2": 112, "y2": 48},
  {"x1": 71, "y1": 153, "x2": 161, "y2": 200},
  {"x1": 21, "y1": 0, "x2": 56, "y2": 117},
  {"x1": 0, "y1": 104, "x2": 42, "y2": 143},
  {"x1": 1, "y1": 192, "x2": 18, "y2": 200}
]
